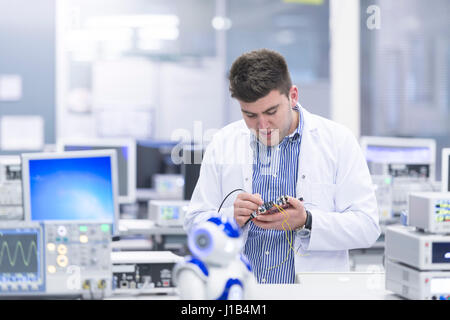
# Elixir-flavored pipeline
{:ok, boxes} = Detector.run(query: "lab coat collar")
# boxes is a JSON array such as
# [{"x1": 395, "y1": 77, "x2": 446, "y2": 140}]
[{"x1": 299, "y1": 105, "x2": 318, "y2": 132}]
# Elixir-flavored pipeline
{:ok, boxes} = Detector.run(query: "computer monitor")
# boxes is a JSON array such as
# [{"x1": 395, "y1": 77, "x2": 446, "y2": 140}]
[
  {"x1": 21, "y1": 150, "x2": 119, "y2": 234},
  {"x1": 57, "y1": 138, "x2": 136, "y2": 204},
  {"x1": 442, "y1": 148, "x2": 450, "y2": 192},
  {"x1": 136, "y1": 140, "x2": 181, "y2": 189},
  {"x1": 360, "y1": 136, "x2": 436, "y2": 179},
  {"x1": 181, "y1": 144, "x2": 205, "y2": 200}
]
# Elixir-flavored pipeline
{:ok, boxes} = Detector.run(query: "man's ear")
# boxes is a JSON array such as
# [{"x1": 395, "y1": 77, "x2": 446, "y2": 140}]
[{"x1": 289, "y1": 86, "x2": 299, "y2": 106}]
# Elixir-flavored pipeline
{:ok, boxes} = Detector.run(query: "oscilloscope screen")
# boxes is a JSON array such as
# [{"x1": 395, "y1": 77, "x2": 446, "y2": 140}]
[{"x1": 0, "y1": 230, "x2": 40, "y2": 274}]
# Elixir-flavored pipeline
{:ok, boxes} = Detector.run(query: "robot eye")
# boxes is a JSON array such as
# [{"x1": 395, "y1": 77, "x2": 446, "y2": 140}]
[
  {"x1": 188, "y1": 228, "x2": 214, "y2": 258},
  {"x1": 196, "y1": 233, "x2": 211, "y2": 249}
]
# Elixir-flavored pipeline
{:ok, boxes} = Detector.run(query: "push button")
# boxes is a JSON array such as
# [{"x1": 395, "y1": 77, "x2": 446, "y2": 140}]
[
  {"x1": 79, "y1": 235, "x2": 88, "y2": 243},
  {"x1": 57, "y1": 226, "x2": 67, "y2": 237},
  {"x1": 57, "y1": 244, "x2": 67, "y2": 255},
  {"x1": 47, "y1": 265, "x2": 56, "y2": 274},
  {"x1": 57, "y1": 255, "x2": 68, "y2": 268}
]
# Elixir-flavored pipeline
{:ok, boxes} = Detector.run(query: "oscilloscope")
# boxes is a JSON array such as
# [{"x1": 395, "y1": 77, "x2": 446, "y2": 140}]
[{"x1": 0, "y1": 221, "x2": 112, "y2": 298}]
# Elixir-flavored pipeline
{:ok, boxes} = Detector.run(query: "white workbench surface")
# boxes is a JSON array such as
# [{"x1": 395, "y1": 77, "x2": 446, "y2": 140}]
[{"x1": 107, "y1": 272, "x2": 401, "y2": 300}]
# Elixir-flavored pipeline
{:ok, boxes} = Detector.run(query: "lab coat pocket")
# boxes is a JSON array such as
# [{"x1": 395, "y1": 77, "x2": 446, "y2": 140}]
[{"x1": 308, "y1": 182, "x2": 336, "y2": 212}]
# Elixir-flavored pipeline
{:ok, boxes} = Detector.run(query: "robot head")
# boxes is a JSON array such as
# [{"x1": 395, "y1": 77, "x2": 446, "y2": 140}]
[{"x1": 188, "y1": 216, "x2": 242, "y2": 266}]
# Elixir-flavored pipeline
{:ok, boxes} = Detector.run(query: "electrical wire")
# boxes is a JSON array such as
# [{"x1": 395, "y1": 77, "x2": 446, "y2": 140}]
[
  {"x1": 217, "y1": 188, "x2": 246, "y2": 213},
  {"x1": 244, "y1": 215, "x2": 254, "y2": 227},
  {"x1": 264, "y1": 204, "x2": 310, "y2": 272},
  {"x1": 264, "y1": 204, "x2": 293, "y2": 272},
  {"x1": 273, "y1": 204, "x2": 309, "y2": 258}
]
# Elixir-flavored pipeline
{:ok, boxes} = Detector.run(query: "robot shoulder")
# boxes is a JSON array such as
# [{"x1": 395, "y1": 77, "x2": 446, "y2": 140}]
[{"x1": 173, "y1": 256, "x2": 209, "y2": 283}]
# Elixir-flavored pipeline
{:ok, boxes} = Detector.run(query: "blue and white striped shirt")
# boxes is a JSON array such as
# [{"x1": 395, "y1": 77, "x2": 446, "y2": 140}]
[{"x1": 244, "y1": 105, "x2": 304, "y2": 284}]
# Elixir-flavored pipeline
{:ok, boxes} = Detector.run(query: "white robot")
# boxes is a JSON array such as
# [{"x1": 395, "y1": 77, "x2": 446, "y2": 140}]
[{"x1": 173, "y1": 216, "x2": 256, "y2": 300}]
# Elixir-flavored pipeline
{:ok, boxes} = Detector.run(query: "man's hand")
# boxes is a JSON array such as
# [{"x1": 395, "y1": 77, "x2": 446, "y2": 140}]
[
  {"x1": 233, "y1": 193, "x2": 264, "y2": 227},
  {"x1": 253, "y1": 196, "x2": 306, "y2": 231}
]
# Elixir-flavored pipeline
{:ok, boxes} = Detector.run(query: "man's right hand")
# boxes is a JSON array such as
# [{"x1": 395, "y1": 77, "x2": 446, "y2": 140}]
[{"x1": 233, "y1": 193, "x2": 264, "y2": 227}]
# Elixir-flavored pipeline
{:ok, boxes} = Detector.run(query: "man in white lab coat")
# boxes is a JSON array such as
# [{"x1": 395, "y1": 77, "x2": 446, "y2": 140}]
[{"x1": 184, "y1": 49, "x2": 380, "y2": 283}]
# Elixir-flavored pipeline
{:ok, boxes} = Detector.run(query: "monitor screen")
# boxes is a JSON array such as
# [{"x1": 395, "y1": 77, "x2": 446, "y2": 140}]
[
  {"x1": 365, "y1": 146, "x2": 432, "y2": 164},
  {"x1": 64, "y1": 146, "x2": 129, "y2": 202},
  {"x1": 22, "y1": 150, "x2": 118, "y2": 233},
  {"x1": 58, "y1": 139, "x2": 136, "y2": 203},
  {"x1": 360, "y1": 136, "x2": 436, "y2": 179},
  {"x1": 136, "y1": 140, "x2": 181, "y2": 189},
  {"x1": 0, "y1": 228, "x2": 40, "y2": 274},
  {"x1": 181, "y1": 145, "x2": 204, "y2": 200},
  {"x1": 0, "y1": 222, "x2": 45, "y2": 293}
]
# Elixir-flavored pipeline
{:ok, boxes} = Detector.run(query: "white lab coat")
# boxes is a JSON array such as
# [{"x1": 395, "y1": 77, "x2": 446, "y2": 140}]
[{"x1": 184, "y1": 107, "x2": 381, "y2": 272}]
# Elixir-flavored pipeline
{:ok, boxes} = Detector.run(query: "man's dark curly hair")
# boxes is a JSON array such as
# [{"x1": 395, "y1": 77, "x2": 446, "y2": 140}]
[{"x1": 228, "y1": 49, "x2": 292, "y2": 103}]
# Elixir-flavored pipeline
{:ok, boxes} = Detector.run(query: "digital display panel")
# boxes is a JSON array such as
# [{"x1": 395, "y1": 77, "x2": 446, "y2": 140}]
[
  {"x1": 365, "y1": 146, "x2": 432, "y2": 164},
  {"x1": 432, "y1": 242, "x2": 450, "y2": 264},
  {"x1": 0, "y1": 230, "x2": 38, "y2": 274},
  {"x1": 430, "y1": 278, "x2": 450, "y2": 294},
  {"x1": 435, "y1": 200, "x2": 450, "y2": 223},
  {"x1": 0, "y1": 227, "x2": 43, "y2": 292},
  {"x1": 160, "y1": 206, "x2": 180, "y2": 220}
]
